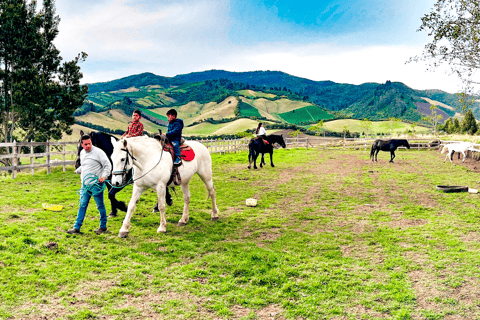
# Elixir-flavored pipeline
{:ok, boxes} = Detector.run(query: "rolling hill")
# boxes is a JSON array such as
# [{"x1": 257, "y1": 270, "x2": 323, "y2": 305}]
[{"x1": 75, "y1": 70, "x2": 474, "y2": 137}]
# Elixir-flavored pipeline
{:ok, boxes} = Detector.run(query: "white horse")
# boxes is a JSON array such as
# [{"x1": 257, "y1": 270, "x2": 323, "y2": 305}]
[
  {"x1": 110, "y1": 136, "x2": 219, "y2": 237},
  {"x1": 441, "y1": 142, "x2": 475, "y2": 163}
]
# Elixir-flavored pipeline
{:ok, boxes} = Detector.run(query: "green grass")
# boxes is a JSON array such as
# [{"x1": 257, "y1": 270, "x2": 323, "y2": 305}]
[
  {"x1": 279, "y1": 105, "x2": 334, "y2": 123},
  {"x1": 322, "y1": 119, "x2": 430, "y2": 135},
  {"x1": 237, "y1": 101, "x2": 262, "y2": 118},
  {"x1": 2, "y1": 148, "x2": 480, "y2": 319},
  {"x1": 139, "y1": 108, "x2": 168, "y2": 121}
]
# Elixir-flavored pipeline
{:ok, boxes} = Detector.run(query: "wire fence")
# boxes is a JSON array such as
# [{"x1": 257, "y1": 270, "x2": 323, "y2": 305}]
[{"x1": 0, "y1": 136, "x2": 463, "y2": 179}]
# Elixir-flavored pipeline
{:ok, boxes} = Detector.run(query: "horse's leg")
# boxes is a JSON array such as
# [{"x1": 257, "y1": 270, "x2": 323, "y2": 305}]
[
  {"x1": 153, "y1": 187, "x2": 173, "y2": 212},
  {"x1": 108, "y1": 186, "x2": 127, "y2": 217},
  {"x1": 198, "y1": 168, "x2": 219, "y2": 221},
  {"x1": 260, "y1": 153, "x2": 264, "y2": 168},
  {"x1": 248, "y1": 147, "x2": 255, "y2": 169},
  {"x1": 462, "y1": 151, "x2": 466, "y2": 162},
  {"x1": 269, "y1": 151, "x2": 274, "y2": 167},
  {"x1": 156, "y1": 184, "x2": 168, "y2": 233},
  {"x1": 178, "y1": 183, "x2": 190, "y2": 226},
  {"x1": 390, "y1": 151, "x2": 395, "y2": 163},
  {"x1": 375, "y1": 149, "x2": 379, "y2": 162},
  {"x1": 449, "y1": 150, "x2": 454, "y2": 163},
  {"x1": 118, "y1": 184, "x2": 145, "y2": 238},
  {"x1": 253, "y1": 151, "x2": 258, "y2": 169}
]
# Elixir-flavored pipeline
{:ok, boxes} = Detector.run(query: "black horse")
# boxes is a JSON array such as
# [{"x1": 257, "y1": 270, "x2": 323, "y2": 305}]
[
  {"x1": 248, "y1": 134, "x2": 286, "y2": 169},
  {"x1": 76, "y1": 131, "x2": 172, "y2": 217},
  {"x1": 370, "y1": 139, "x2": 410, "y2": 163}
]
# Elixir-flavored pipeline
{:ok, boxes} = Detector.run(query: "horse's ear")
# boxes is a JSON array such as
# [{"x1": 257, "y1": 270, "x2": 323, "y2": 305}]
[
  {"x1": 123, "y1": 139, "x2": 127, "y2": 148},
  {"x1": 80, "y1": 130, "x2": 84, "y2": 137},
  {"x1": 111, "y1": 137, "x2": 117, "y2": 147}
]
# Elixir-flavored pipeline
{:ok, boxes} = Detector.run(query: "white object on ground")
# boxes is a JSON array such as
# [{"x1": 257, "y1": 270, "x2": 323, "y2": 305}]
[{"x1": 246, "y1": 198, "x2": 257, "y2": 206}]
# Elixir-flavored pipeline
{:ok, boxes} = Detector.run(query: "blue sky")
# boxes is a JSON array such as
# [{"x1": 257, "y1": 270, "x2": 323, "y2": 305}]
[{"x1": 53, "y1": 0, "x2": 462, "y2": 93}]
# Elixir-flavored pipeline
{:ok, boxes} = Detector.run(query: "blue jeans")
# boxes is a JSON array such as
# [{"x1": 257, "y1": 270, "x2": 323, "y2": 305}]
[
  {"x1": 171, "y1": 139, "x2": 181, "y2": 160},
  {"x1": 74, "y1": 186, "x2": 107, "y2": 230}
]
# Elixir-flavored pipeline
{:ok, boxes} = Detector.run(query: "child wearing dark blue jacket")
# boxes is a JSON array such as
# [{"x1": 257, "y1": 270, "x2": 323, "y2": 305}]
[{"x1": 166, "y1": 109, "x2": 184, "y2": 165}]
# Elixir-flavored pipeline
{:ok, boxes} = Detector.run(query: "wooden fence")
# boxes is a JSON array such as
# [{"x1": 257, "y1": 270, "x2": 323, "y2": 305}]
[
  {"x1": 0, "y1": 137, "x2": 461, "y2": 179},
  {"x1": 0, "y1": 141, "x2": 77, "y2": 178}
]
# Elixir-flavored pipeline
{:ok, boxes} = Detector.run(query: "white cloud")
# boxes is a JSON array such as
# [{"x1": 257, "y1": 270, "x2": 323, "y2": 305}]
[{"x1": 54, "y1": 0, "x2": 463, "y2": 93}]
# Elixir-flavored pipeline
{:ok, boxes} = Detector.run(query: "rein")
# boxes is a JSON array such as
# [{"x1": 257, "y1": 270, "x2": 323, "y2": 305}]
[{"x1": 108, "y1": 145, "x2": 165, "y2": 189}]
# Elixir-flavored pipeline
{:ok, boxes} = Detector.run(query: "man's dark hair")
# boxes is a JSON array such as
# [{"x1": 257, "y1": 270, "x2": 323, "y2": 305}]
[
  {"x1": 166, "y1": 109, "x2": 177, "y2": 117},
  {"x1": 81, "y1": 135, "x2": 91, "y2": 142},
  {"x1": 133, "y1": 109, "x2": 142, "y2": 116}
]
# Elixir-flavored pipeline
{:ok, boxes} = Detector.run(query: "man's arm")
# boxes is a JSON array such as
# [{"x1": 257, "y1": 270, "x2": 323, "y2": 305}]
[{"x1": 98, "y1": 150, "x2": 112, "y2": 181}]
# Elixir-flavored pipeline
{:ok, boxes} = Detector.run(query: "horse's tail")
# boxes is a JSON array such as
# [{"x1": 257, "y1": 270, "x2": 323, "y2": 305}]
[{"x1": 248, "y1": 140, "x2": 255, "y2": 162}]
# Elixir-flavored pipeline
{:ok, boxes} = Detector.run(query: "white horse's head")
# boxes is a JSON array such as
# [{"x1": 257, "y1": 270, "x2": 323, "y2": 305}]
[{"x1": 111, "y1": 138, "x2": 134, "y2": 187}]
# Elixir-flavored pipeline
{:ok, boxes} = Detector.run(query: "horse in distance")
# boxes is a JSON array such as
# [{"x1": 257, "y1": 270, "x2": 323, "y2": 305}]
[
  {"x1": 441, "y1": 142, "x2": 474, "y2": 163},
  {"x1": 248, "y1": 134, "x2": 286, "y2": 169},
  {"x1": 370, "y1": 139, "x2": 410, "y2": 163}
]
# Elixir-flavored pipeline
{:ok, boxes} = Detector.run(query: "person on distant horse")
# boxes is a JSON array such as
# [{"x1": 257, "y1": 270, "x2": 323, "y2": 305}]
[
  {"x1": 256, "y1": 123, "x2": 270, "y2": 146},
  {"x1": 67, "y1": 135, "x2": 112, "y2": 235},
  {"x1": 122, "y1": 109, "x2": 144, "y2": 138},
  {"x1": 166, "y1": 109, "x2": 184, "y2": 166}
]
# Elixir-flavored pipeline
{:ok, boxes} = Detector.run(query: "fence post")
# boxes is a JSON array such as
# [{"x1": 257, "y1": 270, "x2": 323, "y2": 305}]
[
  {"x1": 306, "y1": 137, "x2": 308, "y2": 150},
  {"x1": 62, "y1": 142, "x2": 66, "y2": 172},
  {"x1": 12, "y1": 141, "x2": 18, "y2": 179},
  {"x1": 30, "y1": 143, "x2": 34, "y2": 175},
  {"x1": 47, "y1": 141, "x2": 51, "y2": 175}
]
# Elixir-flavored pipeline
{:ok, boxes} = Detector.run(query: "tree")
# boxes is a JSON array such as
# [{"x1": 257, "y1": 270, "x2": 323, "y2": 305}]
[
  {"x1": 411, "y1": 122, "x2": 418, "y2": 135},
  {"x1": 307, "y1": 120, "x2": 325, "y2": 137},
  {"x1": 389, "y1": 117, "x2": 400, "y2": 135},
  {"x1": 454, "y1": 117, "x2": 461, "y2": 132},
  {"x1": 443, "y1": 118, "x2": 454, "y2": 133},
  {"x1": 461, "y1": 109, "x2": 478, "y2": 134},
  {"x1": 0, "y1": 0, "x2": 88, "y2": 148},
  {"x1": 422, "y1": 105, "x2": 443, "y2": 136},
  {"x1": 360, "y1": 118, "x2": 372, "y2": 138},
  {"x1": 410, "y1": 0, "x2": 480, "y2": 90}
]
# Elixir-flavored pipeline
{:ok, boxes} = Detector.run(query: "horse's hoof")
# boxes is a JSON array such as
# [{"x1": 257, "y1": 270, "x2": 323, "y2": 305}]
[
  {"x1": 247, "y1": 166, "x2": 251, "y2": 169},
  {"x1": 152, "y1": 206, "x2": 159, "y2": 213},
  {"x1": 109, "y1": 211, "x2": 117, "y2": 217},
  {"x1": 178, "y1": 221, "x2": 187, "y2": 226},
  {"x1": 211, "y1": 216, "x2": 219, "y2": 221},
  {"x1": 157, "y1": 227, "x2": 166, "y2": 233},
  {"x1": 118, "y1": 232, "x2": 129, "y2": 238}
]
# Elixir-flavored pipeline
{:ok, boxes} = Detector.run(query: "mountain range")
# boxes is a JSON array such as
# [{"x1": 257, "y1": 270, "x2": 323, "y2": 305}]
[{"x1": 76, "y1": 70, "x2": 475, "y2": 136}]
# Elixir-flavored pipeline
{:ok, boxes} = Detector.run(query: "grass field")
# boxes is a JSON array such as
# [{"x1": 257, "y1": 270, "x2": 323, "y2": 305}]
[
  {"x1": 322, "y1": 119, "x2": 430, "y2": 135},
  {"x1": 279, "y1": 106, "x2": 334, "y2": 124},
  {"x1": 3, "y1": 148, "x2": 480, "y2": 319}
]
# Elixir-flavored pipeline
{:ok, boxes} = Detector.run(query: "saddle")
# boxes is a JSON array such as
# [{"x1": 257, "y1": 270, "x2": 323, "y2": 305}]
[
  {"x1": 154, "y1": 133, "x2": 195, "y2": 186},
  {"x1": 255, "y1": 137, "x2": 269, "y2": 145},
  {"x1": 154, "y1": 133, "x2": 195, "y2": 162}
]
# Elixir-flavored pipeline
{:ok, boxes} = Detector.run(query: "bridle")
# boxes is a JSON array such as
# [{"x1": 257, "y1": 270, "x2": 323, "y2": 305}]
[
  {"x1": 110, "y1": 145, "x2": 164, "y2": 188},
  {"x1": 112, "y1": 147, "x2": 136, "y2": 184}
]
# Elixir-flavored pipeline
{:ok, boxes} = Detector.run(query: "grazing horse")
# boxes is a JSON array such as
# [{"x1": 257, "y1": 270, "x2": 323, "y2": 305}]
[
  {"x1": 248, "y1": 134, "x2": 286, "y2": 169},
  {"x1": 441, "y1": 142, "x2": 474, "y2": 163},
  {"x1": 370, "y1": 139, "x2": 410, "y2": 163},
  {"x1": 110, "y1": 136, "x2": 219, "y2": 237},
  {"x1": 76, "y1": 131, "x2": 172, "y2": 217}
]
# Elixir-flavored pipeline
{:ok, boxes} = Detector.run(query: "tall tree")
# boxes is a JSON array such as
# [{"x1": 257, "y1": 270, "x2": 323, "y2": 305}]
[
  {"x1": 0, "y1": 0, "x2": 88, "y2": 147},
  {"x1": 410, "y1": 0, "x2": 480, "y2": 90},
  {"x1": 461, "y1": 109, "x2": 478, "y2": 134},
  {"x1": 422, "y1": 105, "x2": 443, "y2": 136}
]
